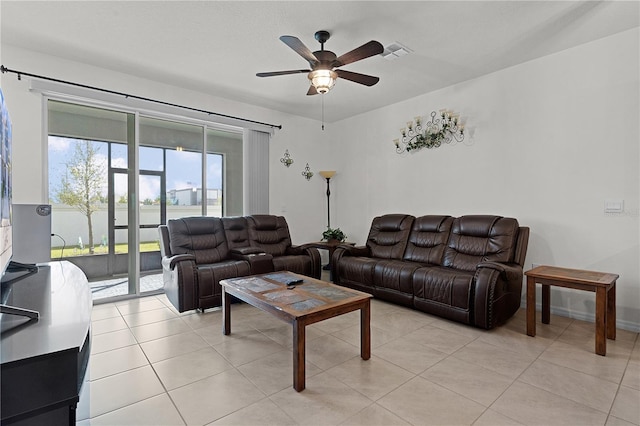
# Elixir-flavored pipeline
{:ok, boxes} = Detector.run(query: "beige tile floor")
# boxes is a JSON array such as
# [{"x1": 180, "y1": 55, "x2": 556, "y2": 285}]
[{"x1": 79, "y1": 287, "x2": 640, "y2": 426}]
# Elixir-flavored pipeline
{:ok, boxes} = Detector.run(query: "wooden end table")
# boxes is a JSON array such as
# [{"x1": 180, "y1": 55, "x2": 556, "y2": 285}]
[
  {"x1": 221, "y1": 271, "x2": 371, "y2": 391},
  {"x1": 525, "y1": 265, "x2": 618, "y2": 356},
  {"x1": 307, "y1": 241, "x2": 356, "y2": 270}
]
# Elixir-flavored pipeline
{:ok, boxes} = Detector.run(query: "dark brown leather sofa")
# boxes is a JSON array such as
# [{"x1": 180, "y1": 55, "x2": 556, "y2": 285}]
[
  {"x1": 158, "y1": 215, "x2": 321, "y2": 312},
  {"x1": 331, "y1": 214, "x2": 529, "y2": 329}
]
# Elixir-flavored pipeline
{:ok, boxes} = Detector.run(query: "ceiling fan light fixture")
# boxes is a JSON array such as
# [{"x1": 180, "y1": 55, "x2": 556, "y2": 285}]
[{"x1": 308, "y1": 69, "x2": 337, "y2": 94}]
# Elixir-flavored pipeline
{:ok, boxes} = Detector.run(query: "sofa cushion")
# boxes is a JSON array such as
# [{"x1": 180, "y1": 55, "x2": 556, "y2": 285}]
[
  {"x1": 167, "y1": 217, "x2": 230, "y2": 264},
  {"x1": 443, "y1": 215, "x2": 519, "y2": 272},
  {"x1": 196, "y1": 260, "x2": 251, "y2": 306},
  {"x1": 366, "y1": 214, "x2": 414, "y2": 259},
  {"x1": 272, "y1": 255, "x2": 312, "y2": 275},
  {"x1": 373, "y1": 260, "x2": 419, "y2": 305},
  {"x1": 247, "y1": 215, "x2": 292, "y2": 256},
  {"x1": 412, "y1": 266, "x2": 474, "y2": 310},
  {"x1": 403, "y1": 215, "x2": 453, "y2": 265}
]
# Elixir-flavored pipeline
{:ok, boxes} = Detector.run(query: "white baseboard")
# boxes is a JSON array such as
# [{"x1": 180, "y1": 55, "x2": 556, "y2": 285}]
[{"x1": 520, "y1": 298, "x2": 640, "y2": 333}]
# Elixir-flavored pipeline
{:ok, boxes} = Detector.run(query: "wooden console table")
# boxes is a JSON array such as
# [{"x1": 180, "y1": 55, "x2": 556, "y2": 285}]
[{"x1": 525, "y1": 265, "x2": 617, "y2": 356}]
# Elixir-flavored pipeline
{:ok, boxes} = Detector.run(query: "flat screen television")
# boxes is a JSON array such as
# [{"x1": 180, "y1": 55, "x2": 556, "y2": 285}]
[
  {"x1": 0, "y1": 88, "x2": 39, "y2": 320},
  {"x1": 0, "y1": 88, "x2": 12, "y2": 277}
]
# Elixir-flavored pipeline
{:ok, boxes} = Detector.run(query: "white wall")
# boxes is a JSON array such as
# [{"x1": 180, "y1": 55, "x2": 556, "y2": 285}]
[{"x1": 329, "y1": 28, "x2": 640, "y2": 331}]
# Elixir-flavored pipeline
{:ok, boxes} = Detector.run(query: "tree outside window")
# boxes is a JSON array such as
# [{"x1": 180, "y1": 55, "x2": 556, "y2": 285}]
[{"x1": 54, "y1": 140, "x2": 106, "y2": 254}]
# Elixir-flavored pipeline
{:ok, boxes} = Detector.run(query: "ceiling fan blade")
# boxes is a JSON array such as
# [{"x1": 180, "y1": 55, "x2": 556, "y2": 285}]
[
  {"x1": 335, "y1": 69, "x2": 380, "y2": 86},
  {"x1": 306, "y1": 86, "x2": 319, "y2": 96},
  {"x1": 333, "y1": 40, "x2": 384, "y2": 67},
  {"x1": 280, "y1": 35, "x2": 319, "y2": 66},
  {"x1": 256, "y1": 69, "x2": 310, "y2": 77}
]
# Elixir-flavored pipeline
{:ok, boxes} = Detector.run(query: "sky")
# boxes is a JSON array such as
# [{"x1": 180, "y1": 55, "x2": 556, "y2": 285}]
[{"x1": 48, "y1": 136, "x2": 222, "y2": 203}]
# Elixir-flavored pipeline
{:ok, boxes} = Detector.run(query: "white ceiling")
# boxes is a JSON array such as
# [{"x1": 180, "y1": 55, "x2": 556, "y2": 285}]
[{"x1": 2, "y1": 1, "x2": 638, "y2": 123}]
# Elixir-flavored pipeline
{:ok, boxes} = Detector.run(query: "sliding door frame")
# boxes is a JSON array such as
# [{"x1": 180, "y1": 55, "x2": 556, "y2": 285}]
[{"x1": 44, "y1": 93, "x2": 250, "y2": 304}]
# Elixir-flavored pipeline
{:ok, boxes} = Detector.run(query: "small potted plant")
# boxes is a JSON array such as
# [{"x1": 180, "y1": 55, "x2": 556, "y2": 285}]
[{"x1": 322, "y1": 227, "x2": 346, "y2": 244}]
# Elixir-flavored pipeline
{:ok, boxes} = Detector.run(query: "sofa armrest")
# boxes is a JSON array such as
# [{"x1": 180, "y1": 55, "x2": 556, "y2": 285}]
[
  {"x1": 288, "y1": 244, "x2": 321, "y2": 259},
  {"x1": 473, "y1": 262, "x2": 524, "y2": 329},
  {"x1": 476, "y1": 261, "x2": 523, "y2": 282},
  {"x1": 162, "y1": 254, "x2": 196, "y2": 270},
  {"x1": 330, "y1": 245, "x2": 371, "y2": 284},
  {"x1": 287, "y1": 245, "x2": 322, "y2": 279},
  {"x1": 336, "y1": 245, "x2": 370, "y2": 257},
  {"x1": 288, "y1": 244, "x2": 321, "y2": 257},
  {"x1": 286, "y1": 244, "x2": 304, "y2": 256},
  {"x1": 161, "y1": 254, "x2": 197, "y2": 313},
  {"x1": 297, "y1": 242, "x2": 317, "y2": 251},
  {"x1": 230, "y1": 247, "x2": 265, "y2": 256}
]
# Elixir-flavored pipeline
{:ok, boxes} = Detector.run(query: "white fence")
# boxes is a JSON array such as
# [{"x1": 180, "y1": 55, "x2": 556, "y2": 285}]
[{"x1": 50, "y1": 203, "x2": 223, "y2": 249}]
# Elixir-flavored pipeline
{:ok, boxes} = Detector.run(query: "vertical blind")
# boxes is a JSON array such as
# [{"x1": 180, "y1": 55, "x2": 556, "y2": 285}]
[{"x1": 243, "y1": 129, "x2": 270, "y2": 214}]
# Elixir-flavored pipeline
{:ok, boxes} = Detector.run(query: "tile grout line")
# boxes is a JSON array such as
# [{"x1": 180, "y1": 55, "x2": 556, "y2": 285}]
[
  {"x1": 487, "y1": 317, "x2": 628, "y2": 424},
  {"x1": 89, "y1": 295, "x2": 189, "y2": 424},
  {"x1": 604, "y1": 331, "x2": 639, "y2": 425},
  {"x1": 472, "y1": 317, "x2": 568, "y2": 425}
]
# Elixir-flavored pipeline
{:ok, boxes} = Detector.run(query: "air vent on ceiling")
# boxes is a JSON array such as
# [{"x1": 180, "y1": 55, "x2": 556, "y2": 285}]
[{"x1": 382, "y1": 42, "x2": 412, "y2": 61}]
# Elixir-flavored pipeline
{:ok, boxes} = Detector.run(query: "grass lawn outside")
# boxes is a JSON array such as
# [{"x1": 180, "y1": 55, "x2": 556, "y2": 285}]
[{"x1": 51, "y1": 241, "x2": 160, "y2": 258}]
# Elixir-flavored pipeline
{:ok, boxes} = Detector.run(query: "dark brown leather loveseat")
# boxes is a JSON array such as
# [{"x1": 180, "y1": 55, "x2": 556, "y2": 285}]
[
  {"x1": 331, "y1": 214, "x2": 529, "y2": 329},
  {"x1": 158, "y1": 215, "x2": 321, "y2": 312}
]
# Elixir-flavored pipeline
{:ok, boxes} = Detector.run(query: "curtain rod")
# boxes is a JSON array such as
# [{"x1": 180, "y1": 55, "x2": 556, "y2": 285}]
[{"x1": 1, "y1": 65, "x2": 282, "y2": 130}]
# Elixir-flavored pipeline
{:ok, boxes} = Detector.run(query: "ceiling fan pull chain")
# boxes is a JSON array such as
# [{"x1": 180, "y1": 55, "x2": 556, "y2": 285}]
[{"x1": 322, "y1": 95, "x2": 325, "y2": 131}]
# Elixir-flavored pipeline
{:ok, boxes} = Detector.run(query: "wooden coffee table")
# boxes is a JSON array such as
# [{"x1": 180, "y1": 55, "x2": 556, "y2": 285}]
[
  {"x1": 525, "y1": 265, "x2": 618, "y2": 356},
  {"x1": 220, "y1": 271, "x2": 372, "y2": 391}
]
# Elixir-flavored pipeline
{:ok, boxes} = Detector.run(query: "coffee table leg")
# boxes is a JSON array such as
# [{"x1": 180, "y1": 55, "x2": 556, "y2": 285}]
[
  {"x1": 361, "y1": 301, "x2": 371, "y2": 360},
  {"x1": 595, "y1": 286, "x2": 606, "y2": 356},
  {"x1": 222, "y1": 288, "x2": 231, "y2": 335},
  {"x1": 607, "y1": 283, "x2": 616, "y2": 340},
  {"x1": 293, "y1": 321, "x2": 305, "y2": 391},
  {"x1": 526, "y1": 276, "x2": 536, "y2": 337}
]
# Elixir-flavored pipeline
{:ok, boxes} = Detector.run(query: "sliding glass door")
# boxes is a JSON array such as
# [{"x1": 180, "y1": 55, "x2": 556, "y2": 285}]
[
  {"x1": 48, "y1": 100, "x2": 244, "y2": 303},
  {"x1": 48, "y1": 101, "x2": 138, "y2": 300}
]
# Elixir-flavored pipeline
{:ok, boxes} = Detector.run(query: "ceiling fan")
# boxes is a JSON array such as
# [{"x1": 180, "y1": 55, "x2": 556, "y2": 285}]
[{"x1": 256, "y1": 30, "x2": 384, "y2": 95}]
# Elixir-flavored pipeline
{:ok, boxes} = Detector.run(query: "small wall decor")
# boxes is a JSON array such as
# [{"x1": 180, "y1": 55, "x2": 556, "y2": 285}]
[
  {"x1": 302, "y1": 163, "x2": 313, "y2": 180},
  {"x1": 280, "y1": 149, "x2": 294, "y2": 167},
  {"x1": 394, "y1": 110, "x2": 465, "y2": 154},
  {"x1": 301, "y1": 163, "x2": 314, "y2": 181}
]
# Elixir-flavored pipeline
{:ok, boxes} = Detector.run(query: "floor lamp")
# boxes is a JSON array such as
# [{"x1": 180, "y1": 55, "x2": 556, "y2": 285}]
[{"x1": 319, "y1": 170, "x2": 336, "y2": 228}]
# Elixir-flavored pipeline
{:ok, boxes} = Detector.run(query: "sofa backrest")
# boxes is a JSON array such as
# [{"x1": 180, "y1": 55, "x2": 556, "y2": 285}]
[
  {"x1": 443, "y1": 215, "x2": 519, "y2": 271},
  {"x1": 246, "y1": 215, "x2": 292, "y2": 256},
  {"x1": 158, "y1": 224, "x2": 172, "y2": 258},
  {"x1": 513, "y1": 226, "x2": 530, "y2": 267},
  {"x1": 221, "y1": 216, "x2": 251, "y2": 250},
  {"x1": 403, "y1": 215, "x2": 453, "y2": 265},
  {"x1": 366, "y1": 214, "x2": 415, "y2": 259},
  {"x1": 167, "y1": 216, "x2": 230, "y2": 264}
]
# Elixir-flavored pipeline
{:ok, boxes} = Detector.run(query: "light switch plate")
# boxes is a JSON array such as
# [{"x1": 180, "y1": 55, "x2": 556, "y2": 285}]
[{"x1": 604, "y1": 199, "x2": 624, "y2": 213}]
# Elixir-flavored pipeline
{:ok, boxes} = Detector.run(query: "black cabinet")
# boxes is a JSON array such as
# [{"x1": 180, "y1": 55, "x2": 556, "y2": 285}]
[{"x1": 1, "y1": 262, "x2": 91, "y2": 425}]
